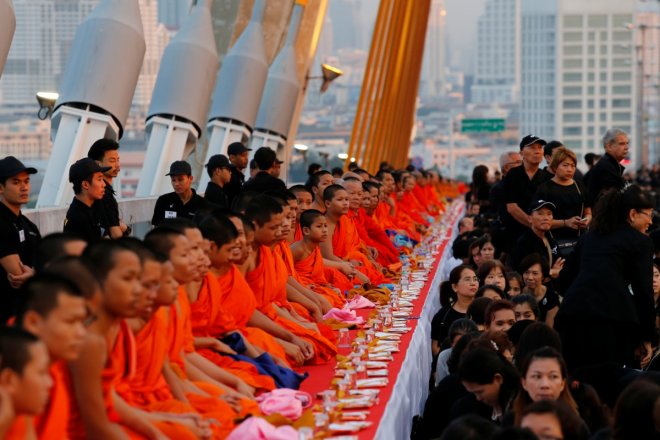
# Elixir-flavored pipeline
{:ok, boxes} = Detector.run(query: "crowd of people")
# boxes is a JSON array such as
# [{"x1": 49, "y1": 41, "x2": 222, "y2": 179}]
[
  {"x1": 417, "y1": 129, "x2": 660, "y2": 440},
  {"x1": 0, "y1": 140, "x2": 459, "y2": 439}
]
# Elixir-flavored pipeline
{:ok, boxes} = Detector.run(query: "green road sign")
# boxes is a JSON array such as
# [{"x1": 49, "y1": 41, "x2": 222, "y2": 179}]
[{"x1": 461, "y1": 118, "x2": 506, "y2": 133}]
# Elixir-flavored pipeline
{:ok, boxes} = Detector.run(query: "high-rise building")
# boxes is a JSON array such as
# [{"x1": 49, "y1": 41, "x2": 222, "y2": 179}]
[
  {"x1": 0, "y1": 0, "x2": 98, "y2": 106},
  {"x1": 420, "y1": 0, "x2": 447, "y2": 98},
  {"x1": 157, "y1": 0, "x2": 191, "y2": 28},
  {"x1": 521, "y1": 0, "x2": 638, "y2": 166},
  {"x1": 472, "y1": 0, "x2": 520, "y2": 104},
  {"x1": 134, "y1": 0, "x2": 171, "y2": 113}
]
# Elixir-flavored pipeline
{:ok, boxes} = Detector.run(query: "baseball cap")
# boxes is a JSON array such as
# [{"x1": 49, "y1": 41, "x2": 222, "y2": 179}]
[
  {"x1": 227, "y1": 142, "x2": 251, "y2": 156},
  {"x1": 528, "y1": 199, "x2": 556, "y2": 214},
  {"x1": 253, "y1": 147, "x2": 283, "y2": 170},
  {"x1": 520, "y1": 135, "x2": 547, "y2": 150},
  {"x1": 0, "y1": 156, "x2": 37, "y2": 178},
  {"x1": 69, "y1": 158, "x2": 111, "y2": 184},
  {"x1": 206, "y1": 154, "x2": 231, "y2": 171},
  {"x1": 166, "y1": 160, "x2": 192, "y2": 176}
]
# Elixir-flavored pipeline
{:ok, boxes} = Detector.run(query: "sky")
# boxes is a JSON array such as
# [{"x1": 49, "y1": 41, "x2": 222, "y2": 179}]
[{"x1": 445, "y1": 0, "x2": 487, "y2": 74}]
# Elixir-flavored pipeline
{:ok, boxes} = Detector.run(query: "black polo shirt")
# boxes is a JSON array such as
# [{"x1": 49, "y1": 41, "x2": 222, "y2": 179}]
[
  {"x1": 151, "y1": 190, "x2": 208, "y2": 225},
  {"x1": 502, "y1": 165, "x2": 552, "y2": 236},
  {"x1": 507, "y1": 229, "x2": 558, "y2": 273},
  {"x1": 225, "y1": 166, "x2": 245, "y2": 207},
  {"x1": 94, "y1": 180, "x2": 120, "y2": 230},
  {"x1": 241, "y1": 171, "x2": 286, "y2": 194},
  {"x1": 64, "y1": 197, "x2": 105, "y2": 243},
  {"x1": 204, "y1": 182, "x2": 228, "y2": 209},
  {"x1": 0, "y1": 202, "x2": 40, "y2": 320}
]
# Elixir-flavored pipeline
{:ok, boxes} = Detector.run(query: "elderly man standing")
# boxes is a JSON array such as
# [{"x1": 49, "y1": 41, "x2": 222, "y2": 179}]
[{"x1": 587, "y1": 128, "x2": 629, "y2": 204}]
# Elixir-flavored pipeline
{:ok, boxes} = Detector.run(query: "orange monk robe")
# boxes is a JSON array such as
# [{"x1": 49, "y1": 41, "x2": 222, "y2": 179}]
[
  {"x1": 5, "y1": 416, "x2": 29, "y2": 440},
  {"x1": 272, "y1": 243, "x2": 337, "y2": 343},
  {"x1": 294, "y1": 246, "x2": 346, "y2": 308},
  {"x1": 246, "y1": 245, "x2": 336, "y2": 364},
  {"x1": 33, "y1": 361, "x2": 69, "y2": 439},
  {"x1": 373, "y1": 199, "x2": 420, "y2": 242},
  {"x1": 351, "y1": 209, "x2": 399, "y2": 266},
  {"x1": 397, "y1": 192, "x2": 430, "y2": 226},
  {"x1": 214, "y1": 266, "x2": 289, "y2": 363},
  {"x1": 168, "y1": 289, "x2": 260, "y2": 418},
  {"x1": 65, "y1": 319, "x2": 144, "y2": 440},
  {"x1": 324, "y1": 266, "x2": 355, "y2": 292},
  {"x1": 190, "y1": 274, "x2": 276, "y2": 391},
  {"x1": 117, "y1": 307, "x2": 236, "y2": 439},
  {"x1": 293, "y1": 224, "x2": 303, "y2": 242},
  {"x1": 332, "y1": 216, "x2": 390, "y2": 285}
]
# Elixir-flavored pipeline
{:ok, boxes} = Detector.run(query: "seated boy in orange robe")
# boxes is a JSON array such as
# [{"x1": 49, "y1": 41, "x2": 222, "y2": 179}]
[
  {"x1": 359, "y1": 181, "x2": 400, "y2": 263},
  {"x1": 65, "y1": 240, "x2": 184, "y2": 439},
  {"x1": 145, "y1": 223, "x2": 270, "y2": 406},
  {"x1": 121, "y1": 241, "x2": 239, "y2": 439},
  {"x1": 244, "y1": 195, "x2": 337, "y2": 365},
  {"x1": 321, "y1": 185, "x2": 389, "y2": 286},
  {"x1": 289, "y1": 185, "x2": 314, "y2": 241},
  {"x1": 15, "y1": 272, "x2": 88, "y2": 440},
  {"x1": 291, "y1": 209, "x2": 347, "y2": 308},
  {"x1": 0, "y1": 327, "x2": 53, "y2": 440}
]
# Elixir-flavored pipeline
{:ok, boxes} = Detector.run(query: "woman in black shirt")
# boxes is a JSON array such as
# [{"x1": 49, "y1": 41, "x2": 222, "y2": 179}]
[
  {"x1": 431, "y1": 264, "x2": 479, "y2": 354},
  {"x1": 534, "y1": 147, "x2": 591, "y2": 240}
]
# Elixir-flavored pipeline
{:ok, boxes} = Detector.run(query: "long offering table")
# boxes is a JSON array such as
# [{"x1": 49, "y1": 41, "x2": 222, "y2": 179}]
[{"x1": 298, "y1": 202, "x2": 463, "y2": 439}]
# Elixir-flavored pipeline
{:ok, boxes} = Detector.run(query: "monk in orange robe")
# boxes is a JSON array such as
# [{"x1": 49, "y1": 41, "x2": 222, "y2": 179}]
[
  {"x1": 308, "y1": 170, "x2": 334, "y2": 212},
  {"x1": 65, "y1": 241, "x2": 179, "y2": 439},
  {"x1": 145, "y1": 224, "x2": 270, "y2": 409},
  {"x1": 360, "y1": 181, "x2": 399, "y2": 261},
  {"x1": 291, "y1": 209, "x2": 347, "y2": 308},
  {"x1": 0, "y1": 328, "x2": 52, "y2": 440},
  {"x1": 373, "y1": 170, "x2": 420, "y2": 241},
  {"x1": 321, "y1": 184, "x2": 390, "y2": 286},
  {"x1": 397, "y1": 175, "x2": 431, "y2": 226},
  {"x1": 15, "y1": 271, "x2": 88, "y2": 440},
  {"x1": 244, "y1": 195, "x2": 337, "y2": 365}
]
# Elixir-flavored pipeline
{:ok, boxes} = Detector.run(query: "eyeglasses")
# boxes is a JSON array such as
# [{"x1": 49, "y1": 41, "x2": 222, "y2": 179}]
[{"x1": 637, "y1": 210, "x2": 657, "y2": 218}]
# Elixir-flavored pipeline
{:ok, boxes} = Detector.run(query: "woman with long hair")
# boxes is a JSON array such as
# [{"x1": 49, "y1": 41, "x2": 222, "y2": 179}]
[
  {"x1": 555, "y1": 184, "x2": 656, "y2": 371},
  {"x1": 431, "y1": 265, "x2": 478, "y2": 355}
]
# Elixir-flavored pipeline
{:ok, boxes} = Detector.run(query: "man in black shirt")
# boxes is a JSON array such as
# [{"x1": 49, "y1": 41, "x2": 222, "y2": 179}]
[
  {"x1": 0, "y1": 156, "x2": 40, "y2": 321},
  {"x1": 501, "y1": 135, "x2": 552, "y2": 250},
  {"x1": 224, "y1": 142, "x2": 251, "y2": 206},
  {"x1": 203, "y1": 154, "x2": 231, "y2": 209},
  {"x1": 587, "y1": 128, "x2": 628, "y2": 205},
  {"x1": 151, "y1": 160, "x2": 208, "y2": 225},
  {"x1": 241, "y1": 147, "x2": 286, "y2": 193},
  {"x1": 64, "y1": 158, "x2": 111, "y2": 243},
  {"x1": 87, "y1": 138, "x2": 128, "y2": 238}
]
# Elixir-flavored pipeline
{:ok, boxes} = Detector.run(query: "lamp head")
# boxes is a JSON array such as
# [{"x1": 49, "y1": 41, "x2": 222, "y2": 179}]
[
  {"x1": 35, "y1": 92, "x2": 59, "y2": 120},
  {"x1": 320, "y1": 64, "x2": 343, "y2": 93}
]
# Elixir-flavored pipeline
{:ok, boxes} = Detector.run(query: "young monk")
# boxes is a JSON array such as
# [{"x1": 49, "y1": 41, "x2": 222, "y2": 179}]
[
  {"x1": 198, "y1": 214, "x2": 293, "y2": 366},
  {"x1": 373, "y1": 170, "x2": 419, "y2": 241},
  {"x1": 266, "y1": 191, "x2": 331, "y2": 318},
  {"x1": 321, "y1": 184, "x2": 389, "y2": 286},
  {"x1": 289, "y1": 185, "x2": 314, "y2": 241},
  {"x1": 244, "y1": 195, "x2": 337, "y2": 364},
  {"x1": 0, "y1": 327, "x2": 53, "y2": 440},
  {"x1": 291, "y1": 210, "x2": 347, "y2": 308},
  {"x1": 308, "y1": 170, "x2": 334, "y2": 212},
  {"x1": 357, "y1": 181, "x2": 399, "y2": 265},
  {"x1": 144, "y1": 224, "x2": 267, "y2": 407},
  {"x1": 67, "y1": 240, "x2": 190, "y2": 439},
  {"x1": 119, "y1": 239, "x2": 232, "y2": 440},
  {"x1": 15, "y1": 273, "x2": 87, "y2": 439}
]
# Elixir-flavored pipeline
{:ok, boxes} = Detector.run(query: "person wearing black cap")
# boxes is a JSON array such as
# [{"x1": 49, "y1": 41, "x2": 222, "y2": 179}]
[
  {"x1": 507, "y1": 199, "x2": 561, "y2": 275},
  {"x1": 64, "y1": 158, "x2": 111, "y2": 243},
  {"x1": 151, "y1": 160, "x2": 208, "y2": 225},
  {"x1": 87, "y1": 138, "x2": 128, "y2": 239},
  {"x1": 203, "y1": 154, "x2": 231, "y2": 209},
  {"x1": 241, "y1": 147, "x2": 286, "y2": 193},
  {"x1": 500, "y1": 135, "x2": 553, "y2": 254},
  {"x1": 0, "y1": 156, "x2": 40, "y2": 321},
  {"x1": 225, "y1": 141, "x2": 251, "y2": 206}
]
